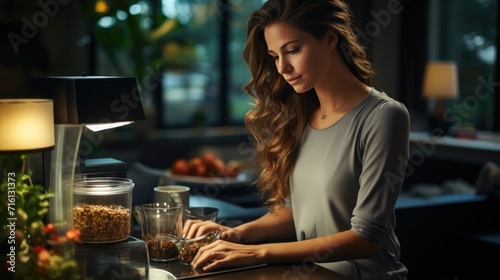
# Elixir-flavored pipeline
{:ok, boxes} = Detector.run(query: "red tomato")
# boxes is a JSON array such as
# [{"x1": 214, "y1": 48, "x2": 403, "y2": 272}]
[{"x1": 171, "y1": 158, "x2": 190, "y2": 175}]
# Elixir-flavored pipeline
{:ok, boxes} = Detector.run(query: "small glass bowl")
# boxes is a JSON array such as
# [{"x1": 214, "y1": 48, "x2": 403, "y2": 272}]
[
  {"x1": 179, "y1": 230, "x2": 222, "y2": 265},
  {"x1": 145, "y1": 234, "x2": 181, "y2": 262}
]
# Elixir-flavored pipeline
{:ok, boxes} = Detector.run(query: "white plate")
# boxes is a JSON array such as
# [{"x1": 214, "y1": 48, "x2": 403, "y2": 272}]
[
  {"x1": 148, "y1": 268, "x2": 176, "y2": 280},
  {"x1": 160, "y1": 169, "x2": 257, "y2": 189}
]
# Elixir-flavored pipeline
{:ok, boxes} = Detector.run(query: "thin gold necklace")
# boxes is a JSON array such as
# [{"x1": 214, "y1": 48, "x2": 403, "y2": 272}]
[{"x1": 320, "y1": 91, "x2": 355, "y2": 119}]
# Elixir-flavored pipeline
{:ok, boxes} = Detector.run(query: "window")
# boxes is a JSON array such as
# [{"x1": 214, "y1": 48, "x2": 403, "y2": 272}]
[
  {"x1": 158, "y1": 0, "x2": 266, "y2": 127},
  {"x1": 88, "y1": 0, "x2": 266, "y2": 128},
  {"x1": 158, "y1": 1, "x2": 222, "y2": 127},
  {"x1": 428, "y1": 0, "x2": 498, "y2": 131},
  {"x1": 228, "y1": 0, "x2": 264, "y2": 123}
]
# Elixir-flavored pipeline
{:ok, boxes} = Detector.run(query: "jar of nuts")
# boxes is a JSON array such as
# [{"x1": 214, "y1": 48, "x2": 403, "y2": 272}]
[{"x1": 73, "y1": 177, "x2": 134, "y2": 243}]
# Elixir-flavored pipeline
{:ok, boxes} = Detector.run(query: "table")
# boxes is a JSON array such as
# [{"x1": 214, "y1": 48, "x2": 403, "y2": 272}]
[
  {"x1": 150, "y1": 261, "x2": 349, "y2": 279},
  {"x1": 456, "y1": 230, "x2": 500, "y2": 278},
  {"x1": 409, "y1": 131, "x2": 500, "y2": 165}
]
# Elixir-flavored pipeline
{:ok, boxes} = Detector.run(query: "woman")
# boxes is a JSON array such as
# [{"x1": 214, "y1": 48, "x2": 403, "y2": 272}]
[{"x1": 183, "y1": 0, "x2": 409, "y2": 279}]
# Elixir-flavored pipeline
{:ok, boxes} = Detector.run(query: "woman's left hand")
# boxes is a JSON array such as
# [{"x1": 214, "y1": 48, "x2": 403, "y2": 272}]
[
  {"x1": 192, "y1": 240, "x2": 265, "y2": 271},
  {"x1": 182, "y1": 219, "x2": 243, "y2": 243},
  {"x1": 183, "y1": 219, "x2": 222, "y2": 239}
]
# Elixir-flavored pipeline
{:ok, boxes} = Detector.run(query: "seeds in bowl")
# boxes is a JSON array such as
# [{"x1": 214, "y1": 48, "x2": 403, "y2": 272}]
[
  {"x1": 144, "y1": 235, "x2": 180, "y2": 261},
  {"x1": 179, "y1": 230, "x2": 221, "y2": 264}
]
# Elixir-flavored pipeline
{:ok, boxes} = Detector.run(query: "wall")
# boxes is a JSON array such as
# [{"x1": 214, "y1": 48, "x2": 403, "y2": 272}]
[
  {"x1": 1, "y1": 1, "x2": 404, "y2": 100},
  {"x1": 370, "y1": 0, "x2": 403, "y2": 99},
  {"x1": 350, "y1": 0, "x2": 403, "y2": 100},
  {"x1": 0, "y1": 0, "x2": 90, "y2": 98}
]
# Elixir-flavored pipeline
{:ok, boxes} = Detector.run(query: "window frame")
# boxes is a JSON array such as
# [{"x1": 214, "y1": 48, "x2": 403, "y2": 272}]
[
  {"x1": 153, "y1": 0, "x2": 245, "y2": 129},
  {"x1": 399, "y1": 0, "x2": 499, "y2": 133}
]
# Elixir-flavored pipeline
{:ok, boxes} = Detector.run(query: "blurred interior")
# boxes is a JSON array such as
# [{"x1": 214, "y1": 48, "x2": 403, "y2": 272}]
[{"x1": 1, "y1": 1, "x2": 500, "y2": 278}]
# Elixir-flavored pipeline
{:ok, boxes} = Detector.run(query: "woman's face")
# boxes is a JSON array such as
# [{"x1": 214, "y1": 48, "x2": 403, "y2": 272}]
[{"x1": 264, "y1": 21, "x2": 334, "y2": 93}]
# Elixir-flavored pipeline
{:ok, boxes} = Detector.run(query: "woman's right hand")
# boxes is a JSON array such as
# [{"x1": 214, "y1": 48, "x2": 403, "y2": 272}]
[{"x1": 182, "y1": 219, "x2": 242, "y2": 243}]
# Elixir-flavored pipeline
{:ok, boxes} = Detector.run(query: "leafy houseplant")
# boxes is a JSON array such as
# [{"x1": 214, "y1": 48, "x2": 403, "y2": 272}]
[
  {"x1": 0, "y1": 154, "x2": 81, "y2": 280},
  {"x1": 80, "y1": 1, "x2": 197, "y2": 102}
]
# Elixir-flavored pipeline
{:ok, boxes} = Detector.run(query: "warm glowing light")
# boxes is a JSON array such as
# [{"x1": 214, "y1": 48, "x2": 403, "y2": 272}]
[
  {"x1": 0, "y1": 99, "x2": 55, "y2": 152},
  {"x1": 95, "y1": 0, "x2": 110, "y2": 13},
  {"x1": 422, "y1": 61, "x2": 459, "y2": 99},
  {"x1": 85, "y1": 121, "x2": 134, "y2": 132}
]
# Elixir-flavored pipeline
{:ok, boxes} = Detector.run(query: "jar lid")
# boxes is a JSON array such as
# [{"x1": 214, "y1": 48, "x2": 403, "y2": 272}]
[{"x1": 73, "y1": 177, "x2": 134, "y2": 195}]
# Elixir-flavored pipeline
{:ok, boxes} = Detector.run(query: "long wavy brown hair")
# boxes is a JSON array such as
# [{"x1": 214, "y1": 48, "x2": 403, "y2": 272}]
[{"x1": 243, "y1": 0, "x2": 374, "y2": 212}]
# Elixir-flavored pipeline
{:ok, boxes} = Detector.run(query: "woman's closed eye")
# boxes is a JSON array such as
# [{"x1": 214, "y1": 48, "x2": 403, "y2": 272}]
[
  {"x1": 286, "y1": 48, "x2": 299, "y2": 55},
  {"x1": 269, "y1": 47, "x2": 300, "y2": 60}
]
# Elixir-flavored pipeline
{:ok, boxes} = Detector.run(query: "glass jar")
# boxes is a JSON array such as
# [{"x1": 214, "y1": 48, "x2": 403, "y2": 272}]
[
  {"x1": 73, "y1": 177, "x2": 134, "y2": 243},
  {"x1": 139, "y1": 202, "x2": 183, "y2": 262}
]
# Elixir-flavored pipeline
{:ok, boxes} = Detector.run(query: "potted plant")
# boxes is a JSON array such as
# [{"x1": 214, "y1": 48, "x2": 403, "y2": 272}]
[{"x1": 0, "y1": 154, "x2": 81, "y2": 280}]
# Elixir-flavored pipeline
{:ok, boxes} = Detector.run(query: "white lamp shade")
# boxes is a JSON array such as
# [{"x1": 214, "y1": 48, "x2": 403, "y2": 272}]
[
  {"x1": 0, "y1": 99, "x2": 55, "y2": 152},
  {"x1": 422, "y1": 61, "x2": 459, "y2": 99}
]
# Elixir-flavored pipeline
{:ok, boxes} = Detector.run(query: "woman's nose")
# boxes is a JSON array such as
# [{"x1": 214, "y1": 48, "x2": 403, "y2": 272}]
[{"x1": 277, "y1": 58, "x2": 292, "y2": 74}]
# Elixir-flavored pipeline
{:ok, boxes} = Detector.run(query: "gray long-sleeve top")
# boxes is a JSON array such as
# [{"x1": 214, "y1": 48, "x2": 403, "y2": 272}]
[{"x1": 288, "y1": 88, "x2": 409, "y2": 280}]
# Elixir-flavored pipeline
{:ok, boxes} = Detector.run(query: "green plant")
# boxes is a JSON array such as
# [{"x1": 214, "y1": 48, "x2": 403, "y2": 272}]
[
  {"x1": 80, "y1": 1, "x2": 197, "y2": 95},
  {"x1": 1, "y1": 154, "x2": 81, "y2": 280}
]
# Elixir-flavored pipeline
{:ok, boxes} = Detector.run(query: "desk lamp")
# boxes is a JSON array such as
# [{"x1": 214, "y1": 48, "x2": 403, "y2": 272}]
[
  {"x1": 39, "y1": 76, "x2": 145, "y2": 232},
  {"x1": 0, "y1": 99, "x2": 54, "y2": 152},
  {"x1": 0, "y1": 99, "x2": 81, "y2": 279},
  {"x1": 422, "y1": 61, "x2": 459, "y2": 135}
]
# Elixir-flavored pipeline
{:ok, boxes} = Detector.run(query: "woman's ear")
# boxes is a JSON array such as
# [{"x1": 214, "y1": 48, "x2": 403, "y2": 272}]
[{"x1": 327, "y1": 30, "x2": 338, "y2": 50}]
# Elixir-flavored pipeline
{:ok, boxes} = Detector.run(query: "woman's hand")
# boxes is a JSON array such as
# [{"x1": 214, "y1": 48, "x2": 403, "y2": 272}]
[
  {"x1": 182, "y1": 219, "x2": 242, "y2": 243},
  {"x1": 182, "y1": 219, "x2": 221, "y2": 239},
  {"x1": 192, "y1": 240, "x2": 265, "y2": 271}
]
